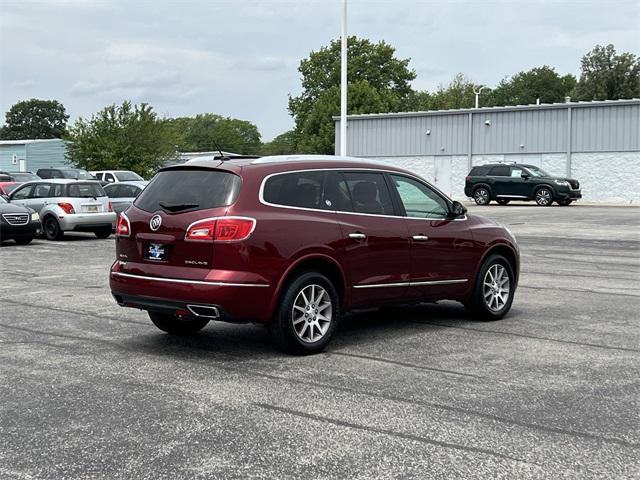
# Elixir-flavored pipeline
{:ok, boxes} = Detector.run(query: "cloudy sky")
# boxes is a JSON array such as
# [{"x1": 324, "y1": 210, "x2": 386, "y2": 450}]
[{"x1": 1, "y1": 0, "x2": 638, "y2": 140}]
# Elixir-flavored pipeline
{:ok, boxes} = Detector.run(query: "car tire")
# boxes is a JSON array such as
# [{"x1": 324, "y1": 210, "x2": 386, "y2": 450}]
[
  {"x1": 270, "y1": 271, "x2": 340, "y2": 355},
  {"x1": 534, "y1": 187, "x2": 553, "y2": 206},
  {"x1": 473, "y1": 187, "x2": 491, "y2": 205},
  {"x1": 94, "y1": 227, "x2": 112, "y2": 239},
  {"x1": 148, "y1": 311, "x2": 209, "y2": 335},
  {"x1": 557, "y1": 199, "x2": 573, "y2": 206},
  {"x1": 496, "y1": 199, "x2": 510, "y2": 206},
  {"x1": 44, "y1": 216, "x2": 64, "y2": 241},
  {"x1": 465, "y1": 254, "x2": 515, "y2": 321},
  {"x1": 14, "y1": 237, "x2": 34, "y2": 245}
]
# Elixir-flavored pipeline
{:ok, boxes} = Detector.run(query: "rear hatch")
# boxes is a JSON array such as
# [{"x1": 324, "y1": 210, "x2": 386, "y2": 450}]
[
  {"x1": 66, "y1": 182, "x2": 111, "y2": 213},
  {"x1": 116, "y1": 167, "x2": 241, "y2": 280}
]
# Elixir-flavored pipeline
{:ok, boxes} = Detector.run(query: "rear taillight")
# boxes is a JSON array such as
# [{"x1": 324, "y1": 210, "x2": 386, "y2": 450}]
[
  {"x1": 116, "y1": 212, "x2": 131, "y2": 237},
  {"x1": 58, "y1": 202, "x2": 75, "y2": 214},
  {"x1": 185, "y1": 217, "x2": 255, "y2": 242},
  {"x1": 108, "y1": 201, "x2": 113, "y2": 212},
  {"x1": 185, "y1": 219, "x2": 216, "y2": 241}
]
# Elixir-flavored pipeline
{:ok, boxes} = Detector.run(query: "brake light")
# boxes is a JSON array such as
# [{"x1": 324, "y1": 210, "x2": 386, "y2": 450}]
[
  {"x1": 108, "y1": 201, "x2": 113, "y2": 212},
  {"x1": 58, "y1": 202, "x2": 75, "y2": 214},
  {"x1": 116, "y1": 212, "x2": 131, "y2": 237},
  {"x1": 215, "y1": 217, "x2": 255, "y2": 241},
  {"x1": 185, "y1": 217, "x2": 255, "y2": 242}
]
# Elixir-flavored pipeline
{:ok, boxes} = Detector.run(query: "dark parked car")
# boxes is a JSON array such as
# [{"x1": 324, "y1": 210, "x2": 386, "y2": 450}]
[
  {"x1": 0, "y1": 171, "x2": 41, "y2": 182},
  {"x1": 110, "y1": 155, "x2": 519, "y2": 354},
  {"x1": 0, "y1": 195, "x2": 41, "y2": 245},
  {"x1": 464, "y1": 163, "x2": 582, "y2": 206},
  {"x1": 36, "y1": 168, "x2": 96, "y2": 181}
]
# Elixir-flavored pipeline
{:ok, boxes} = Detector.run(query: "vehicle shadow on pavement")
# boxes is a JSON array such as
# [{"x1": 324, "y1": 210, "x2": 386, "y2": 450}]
[{"x1": 123, "y1": 301, "x2": 485, "y2": 358}]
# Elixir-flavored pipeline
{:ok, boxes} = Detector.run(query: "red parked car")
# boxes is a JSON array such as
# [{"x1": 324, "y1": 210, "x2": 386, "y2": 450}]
[{"x1": 110, "y1": 155, "x2": 519, "y2": 354}]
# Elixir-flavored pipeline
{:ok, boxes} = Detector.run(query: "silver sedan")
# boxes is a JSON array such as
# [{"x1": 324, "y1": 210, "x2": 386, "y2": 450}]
[{"x1": 103, "y1": 181, "x2": 148, "y2": 214}]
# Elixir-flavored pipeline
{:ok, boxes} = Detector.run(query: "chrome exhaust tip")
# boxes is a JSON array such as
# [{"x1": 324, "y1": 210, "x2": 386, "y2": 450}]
[{"x1": 186, "y1": 305, "x2": 220, "y2": 319}]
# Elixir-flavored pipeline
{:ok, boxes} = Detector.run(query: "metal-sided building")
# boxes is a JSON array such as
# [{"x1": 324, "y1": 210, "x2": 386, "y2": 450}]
[
  {"x1": 0, "y1": 139, "x2": 70, "y2": 173},
  {"x1": 335, "y1": 99, "x2": 640, "y2": 203}
]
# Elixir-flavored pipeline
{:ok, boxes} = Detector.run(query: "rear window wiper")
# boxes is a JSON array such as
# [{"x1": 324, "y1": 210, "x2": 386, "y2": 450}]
[{"x1": 158, "y1": 201, "x2": 199, "y2": 212}]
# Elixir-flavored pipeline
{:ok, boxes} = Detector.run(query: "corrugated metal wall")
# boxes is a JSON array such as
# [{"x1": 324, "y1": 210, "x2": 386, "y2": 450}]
[
  {"x1": 336, "y1": 100, "x2": 640, "y2": 157},
  {"x1": 0, "y1": 144, "x2": 27, "y2": 171},
  {"x1": 25, "y1": 140, "x2": 70, "y2": 171}
]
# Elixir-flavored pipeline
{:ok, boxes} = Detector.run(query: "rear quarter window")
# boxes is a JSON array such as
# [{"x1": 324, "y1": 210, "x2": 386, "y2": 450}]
[
  {"x1": 134, "y1": 169, "x2": 241, "y2": 213},
  {"x1": 263, "y1": 171, "x2": 327, "y2": 209}
]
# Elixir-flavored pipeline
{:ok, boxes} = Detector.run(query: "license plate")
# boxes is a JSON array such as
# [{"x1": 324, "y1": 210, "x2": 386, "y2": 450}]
[
  {"x1": 146, "y1": 242, "x2": 168, "y2": 261},
  {"x1": 86, "y1": 205, "x2": 99, "y2": 213}
]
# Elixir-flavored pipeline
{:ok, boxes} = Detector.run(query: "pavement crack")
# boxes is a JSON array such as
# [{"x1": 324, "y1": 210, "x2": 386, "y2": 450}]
[
  {"x1": 254, "y1": 402, "x2": 541, "y2": 466},
  {"x1": 328, "y1": 351, "x2": 484, "y2": 379}
]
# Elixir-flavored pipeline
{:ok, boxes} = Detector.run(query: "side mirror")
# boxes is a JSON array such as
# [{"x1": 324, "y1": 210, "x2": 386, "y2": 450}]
[
  {"x1": 521, "y1": 172, "x2": 530, "y2": 179},
  {"x1": 450, "y1": 200, "x2": 467, "y2": 218}
]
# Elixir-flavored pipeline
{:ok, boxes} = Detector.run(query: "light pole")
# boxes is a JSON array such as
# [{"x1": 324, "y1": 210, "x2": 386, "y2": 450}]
[
  {"x1": 339, "y1": 0, "x2": 347, "y2": 156},
  {"x1": 474, "y1": 86, "x2": 488, "y2": 109}
]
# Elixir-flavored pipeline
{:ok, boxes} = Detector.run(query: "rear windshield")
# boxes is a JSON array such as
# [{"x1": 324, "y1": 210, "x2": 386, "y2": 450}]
[
  {"x1": 66, "y1": 182, "x2": 106, "y2": 198},
  {"x1": 134, "y1": 169, "x2": 241, "y2": 213},
  {"x1": 62, "y1": 169, "x2": 94, "y2": 180},
  {"x1": 115, "y1": 171, "x2": 143, "y2": 181}
]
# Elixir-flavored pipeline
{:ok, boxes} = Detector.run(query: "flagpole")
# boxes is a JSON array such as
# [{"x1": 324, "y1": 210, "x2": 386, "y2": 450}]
[{"x1": 340, "y1": 0, "x2": 347, "y2": 156}]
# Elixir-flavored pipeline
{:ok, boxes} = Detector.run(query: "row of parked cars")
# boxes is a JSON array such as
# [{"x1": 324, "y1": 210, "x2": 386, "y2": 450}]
[{"x1": 0, "y1": 168, "x2": 147, "y2": 245}]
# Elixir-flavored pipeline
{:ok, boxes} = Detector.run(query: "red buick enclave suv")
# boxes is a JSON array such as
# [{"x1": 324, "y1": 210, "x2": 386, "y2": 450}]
[{"x1": 110, "y1": 155, "x2": 519, "y2": 354}]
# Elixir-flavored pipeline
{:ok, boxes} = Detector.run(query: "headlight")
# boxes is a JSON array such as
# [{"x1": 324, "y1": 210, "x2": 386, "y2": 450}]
[
  {"x1": 554, "y1": 180, "x2": 569, "y2": 187},
  {"x1": 31, "y1": 212, "x2": 40, "y2": 221}
]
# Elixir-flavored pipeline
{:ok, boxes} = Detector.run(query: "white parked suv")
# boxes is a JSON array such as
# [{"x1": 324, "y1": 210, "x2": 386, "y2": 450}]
[
  {"x1": 8, "y1": 179, "x2": 116, "y2": 240},
  {"x1": 91, "y1": 170, "x2": 144, "y2": 184}
]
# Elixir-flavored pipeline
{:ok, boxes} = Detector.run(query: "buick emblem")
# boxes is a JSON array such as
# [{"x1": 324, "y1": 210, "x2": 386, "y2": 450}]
[{"x1": 149, "y1": 214, "x2": 162, "y2": 231}]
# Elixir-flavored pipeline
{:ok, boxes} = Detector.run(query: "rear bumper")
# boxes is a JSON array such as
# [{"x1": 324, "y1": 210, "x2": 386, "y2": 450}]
[
  {"x1": 59, "y1": 212, "x2": 116, "y2": 231},
  {"x1": 109, "y1": 267, "x2": 274, "y2": 322}
]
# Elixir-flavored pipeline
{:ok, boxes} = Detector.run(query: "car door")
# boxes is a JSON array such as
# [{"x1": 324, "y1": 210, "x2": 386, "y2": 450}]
[
  {"x1": 8, "y1": 184, "x2": 35, "y2": 206},
  {"x1": 24, "y1": 183, "x2": 53, "y2": 212},
  {"x1": 487, "y1": 165, "x2": 511, "y2": 197},
  {"x1": 388, "y1": 174, "x2": 477, "y2": 299},
  {"x1": 503, "y1": 166, "x2": 529, "y2": 198},
  {"x1": 329, "y1": 171, "x2": 412, "y2": 307}
]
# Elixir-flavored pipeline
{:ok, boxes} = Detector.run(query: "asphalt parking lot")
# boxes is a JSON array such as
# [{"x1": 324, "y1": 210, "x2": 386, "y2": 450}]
[{"x1": 1, "y1": 204, "x2": 639, "y2": 479}]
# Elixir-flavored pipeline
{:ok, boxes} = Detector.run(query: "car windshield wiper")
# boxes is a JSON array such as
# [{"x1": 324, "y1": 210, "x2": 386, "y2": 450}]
[{"x1": 158, "y1": 201, "x2": 199, "y2": 212}]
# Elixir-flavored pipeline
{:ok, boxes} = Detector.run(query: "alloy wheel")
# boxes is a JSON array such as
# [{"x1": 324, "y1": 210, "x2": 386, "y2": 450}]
[
  {"x1": 482, "y1": 264, "x2": 510, "y2": 312},
  {"x1": 536, "y1": 189, "x2": 552, "y2": 206},
  {"x1": 474, "y1": 188, "x2": 490, "y2": 205},
  {"x1": 291, "y1": 284, "x2": 333, "y2": 343}
]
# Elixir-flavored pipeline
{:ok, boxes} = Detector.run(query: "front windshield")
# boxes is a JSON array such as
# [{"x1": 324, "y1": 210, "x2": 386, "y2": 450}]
[
  {"x1": 525, "y1": 166, "x2": 551, "y2": 178},
  {"x1": 115, "y1": 171, "x2": 143, "y2": 181}
]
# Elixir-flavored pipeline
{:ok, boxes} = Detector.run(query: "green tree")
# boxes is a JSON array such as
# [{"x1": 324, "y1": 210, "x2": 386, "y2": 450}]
[
  {"x1": 261, "y1": 130, "x2": 299, "y2": 155},
  {"x1": 168, "y1": 114, "x2": 261, "y2": 154},
  {"x1": 0, "y1": 98, "x2": 69, "y2": 139},
  {"x1": 402, "y1": 74, "x2": 480, "y2": 111},
  {"x1": 289, "y1": 36, "x2": 417, "y2": 154},
  {"x1": 486, "y1": 66, "x2": 577, "y2": 106},
  {"x1": 572, "y1": 44, "x2": 640, "y2": 100},
  {"x1": 66, "y1": 101, "x2": 177, "y2": 177}
]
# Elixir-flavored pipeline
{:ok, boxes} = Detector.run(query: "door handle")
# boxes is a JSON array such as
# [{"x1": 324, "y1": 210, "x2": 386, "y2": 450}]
[
  {"x1": 412, "y1": 235, "x2": 429, "y2": 241},
  {"x1": 348, "y1": 232, "x2": 366, "y2": 240}
]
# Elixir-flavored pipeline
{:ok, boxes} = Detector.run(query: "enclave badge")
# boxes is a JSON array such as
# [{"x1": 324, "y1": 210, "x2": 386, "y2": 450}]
[{"x1": 150, "y1": 214, "x2": 162, "y2": 231}]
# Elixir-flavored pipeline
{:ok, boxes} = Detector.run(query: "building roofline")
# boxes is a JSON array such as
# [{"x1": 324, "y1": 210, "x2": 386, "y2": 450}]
[
  {"x1": 0, "y1": 138, "x2": 66, "y2": 145},
  {"x1": 333, "y1": 98, "x2": 640, "y2": 121}
]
